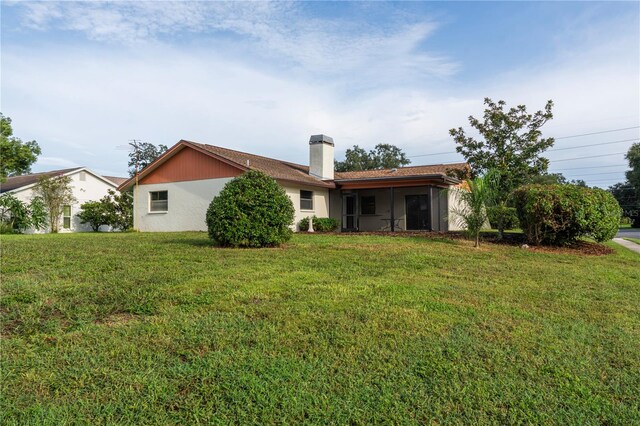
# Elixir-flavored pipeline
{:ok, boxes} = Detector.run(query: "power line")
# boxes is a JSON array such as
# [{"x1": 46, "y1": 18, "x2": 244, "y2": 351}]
[
  {"x1": 407, "y1": 126, "x2": 639, "y2": 158},
  {"x1": 547, "y1": 138, "x2": 638, "y2": 152},
  {"x1": 554, "y1": 126, "x2": 640, "y2": 140},
  {"x1": 550, "y1": 164, "x2": 626, "y2": 171},
  {"x1": 564, "y1": 171, "x2": 626, "y2": 177},
  {"x1": 551, "y1": 152, "x2": 625, "y2": 162}
]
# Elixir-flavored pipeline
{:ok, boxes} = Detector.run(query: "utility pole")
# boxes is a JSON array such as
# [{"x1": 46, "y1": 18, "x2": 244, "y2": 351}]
[{"x1": 129, "y1": 139, "x2": 142, "y2": 232}]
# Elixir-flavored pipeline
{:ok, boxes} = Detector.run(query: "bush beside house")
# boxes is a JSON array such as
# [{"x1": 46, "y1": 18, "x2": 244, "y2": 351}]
[
  {"x1": 206, "y1": 170, "x2": 295, "y2": 247},
  {"x1": 298, "y1": 216, "x2": 339, "y2": 232},
  {"x1": 513, "y1": 184, "x2": 621, "y2": 245}
]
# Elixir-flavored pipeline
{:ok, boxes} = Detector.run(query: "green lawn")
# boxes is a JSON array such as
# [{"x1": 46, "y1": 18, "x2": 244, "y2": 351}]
[
  {"x1": 624, "y1": 237, "x2": 640, "y2": 245},
  {"x1": 1, "y1": 232, "x2": 639, "y2": 424}
]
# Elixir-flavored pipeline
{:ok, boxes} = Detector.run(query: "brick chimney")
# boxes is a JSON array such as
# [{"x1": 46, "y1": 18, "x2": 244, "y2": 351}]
[{"x1": 309, "y1": 134, "x2": 334, "y2": 180}]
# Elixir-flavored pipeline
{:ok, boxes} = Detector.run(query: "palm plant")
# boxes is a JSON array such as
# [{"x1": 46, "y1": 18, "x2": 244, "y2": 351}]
[{"x1": 451, "y1": 172, "x2": 497, "y2": 247}]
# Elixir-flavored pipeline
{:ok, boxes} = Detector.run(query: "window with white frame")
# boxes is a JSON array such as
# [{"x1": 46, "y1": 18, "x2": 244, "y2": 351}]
[
  {"x1": 300, "y1": 190, "x2": 313, "y2": 211},
  {"x1": 149, "y1": 191, "x2": 168, "y2": 212},
  {"x1": 63, "y1": 205, "x2": 72, "y2": 229}
]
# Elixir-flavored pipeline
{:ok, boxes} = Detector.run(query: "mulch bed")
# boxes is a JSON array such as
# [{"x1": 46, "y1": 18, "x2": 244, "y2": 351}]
[{"x1": 303, "y1": 231, "x2": 614, "y2": 256}]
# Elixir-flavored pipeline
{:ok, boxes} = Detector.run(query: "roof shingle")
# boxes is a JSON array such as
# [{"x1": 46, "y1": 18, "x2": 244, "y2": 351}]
[
  {"x1": 0, "y1": 168, "x2": 82, "y2": 193},
  {"x1": 334, "y1": 163, "x2": 469, "y2": 180},
  {"x1": 185, "y1": 141, "x2": 336, "y2": 188}
]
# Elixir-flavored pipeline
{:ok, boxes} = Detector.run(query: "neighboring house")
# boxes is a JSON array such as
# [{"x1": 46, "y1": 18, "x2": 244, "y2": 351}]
[
  {"x1": 0, "y1": 167, "x2": 126, "y2": 233},
  {"x1": 118, "y1": 135, "x2": 468, "y2": 233}
]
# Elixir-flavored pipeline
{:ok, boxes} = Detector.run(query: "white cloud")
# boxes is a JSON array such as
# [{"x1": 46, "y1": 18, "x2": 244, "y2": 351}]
[
  {"x1": 2, "y1": 2, "x2": 637, "y2": 189},
  {"x1": 14, "y1": 1, "x2": 456, "y2": 81}
]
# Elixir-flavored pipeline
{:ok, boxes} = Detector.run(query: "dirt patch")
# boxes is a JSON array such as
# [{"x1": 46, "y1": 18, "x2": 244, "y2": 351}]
[{"x1": 95, "y1": 313, "x2": 140, "y2": 327}]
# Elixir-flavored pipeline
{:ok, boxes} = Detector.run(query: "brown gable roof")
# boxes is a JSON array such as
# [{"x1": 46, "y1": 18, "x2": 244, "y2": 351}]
[
  {"x1": 103, "y1": 176, "x2": 128, "y2": 186},
  {"x1": 119, "y1": 139, "x2": 467, "y2": 191},
  {"x1": 0, "y1": 167, "x2": 82, "y2": 193},
  {"x1": 184, "y1": 141, "x2": 335, "y2": 188},
  {"x1": 334, "y1": 163, "x2": 469, "y2": 180}
]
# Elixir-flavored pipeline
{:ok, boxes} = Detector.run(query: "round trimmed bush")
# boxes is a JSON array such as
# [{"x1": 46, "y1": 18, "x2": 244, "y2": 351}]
[
  {"x1": 513, "y1": 184, "x2": 621, "y2": 245},
  {"x1": 206, "y1": 171, "x2": 295, "y2": 247}
]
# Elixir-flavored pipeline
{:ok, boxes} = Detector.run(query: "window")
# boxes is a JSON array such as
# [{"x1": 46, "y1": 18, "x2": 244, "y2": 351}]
[
  {"x1": 361, "y1": 196, "x2": 375, "y2": 215},
  {"x1": 63, "y1": 205, "x2": 71, "y2": 229},
  {"x1": 150, "y1": 191, "x2": 168, "y2": 212},
  {"x1": 300, "y1": 190, "x2": 313, "y2": 210}
]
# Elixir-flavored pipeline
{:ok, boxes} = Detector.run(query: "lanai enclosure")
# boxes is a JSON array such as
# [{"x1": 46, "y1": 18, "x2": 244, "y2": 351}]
[
  {"x1": 319, "y1": 135, "x2": 465, "y2": 233},
  {"x1": 328, "y1": 170, "x2": 460, "y2": 232}
]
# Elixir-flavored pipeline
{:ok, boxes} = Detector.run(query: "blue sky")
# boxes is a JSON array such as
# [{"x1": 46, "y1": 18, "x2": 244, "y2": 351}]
[{"x1": 1, "y1": 1, "x2": 638, "y2": 187}]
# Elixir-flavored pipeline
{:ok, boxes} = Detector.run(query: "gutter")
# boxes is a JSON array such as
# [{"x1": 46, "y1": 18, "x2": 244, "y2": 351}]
[{"x1": 333, "y1": 173, "x2": 460, "y2": 185}]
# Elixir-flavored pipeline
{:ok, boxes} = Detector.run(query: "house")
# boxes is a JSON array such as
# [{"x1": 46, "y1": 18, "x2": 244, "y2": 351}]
[
  {"x1": 0, "y1": 167, "x2": 126, "y2": 233},
  {"x1": 118, "y1": 135, "x2": 468, "y2": 233}
]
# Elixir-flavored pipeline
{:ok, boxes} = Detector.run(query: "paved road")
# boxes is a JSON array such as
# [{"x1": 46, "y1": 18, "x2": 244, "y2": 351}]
[{"x1": 616, "y1": 228, "x2": 640, "y2": 239}]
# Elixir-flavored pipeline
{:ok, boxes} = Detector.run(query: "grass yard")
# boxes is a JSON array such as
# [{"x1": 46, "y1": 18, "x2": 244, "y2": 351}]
[
  {"x1": 1, "y1": 232, "x2": 639, "y2": 424},
  {"x1": 624, "y1": 237, "x2": 640, "y2": 245}
]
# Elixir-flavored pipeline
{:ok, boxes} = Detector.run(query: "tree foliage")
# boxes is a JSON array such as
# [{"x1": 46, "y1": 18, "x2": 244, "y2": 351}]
[
  {"x1": 206, "y1": 171, "x2": 294, "y2": 247},
  {"x1": 128, "y1": 142, "x2": 168, "y2": 176},
  {"x1": 33, "y1": 175, "x2": 76, "y2": 233},
  {"x1": 335, "y1": 143, "x2": 410, "y2": 172},
  {"x1": 77, "y1": 201, "x2": 111, "y2": 232},
  {"x1": 0, "y1": 194, "x2": 47, "y2": 233},
  {"x1": 609, "y1": 142, "x2": 640, "y2": 227},
  {"x1": 531, "y1": 173, "x2": 587, "y2": 187},
  {"x1": 514, "y1": 184, "x2": 621, "y2": 245},
  {"x1": 0, "y1": 113, "x2": 41, "y2": 182},
  {"x1": 105, "y1": 189, "x2": 133, "y2": 231},
  {"x1": 450, "y1": 98, "x2": 555, "y2": 237},
  {"x1": 77, "y1": 189, "x2": 133, "y2": 232}
]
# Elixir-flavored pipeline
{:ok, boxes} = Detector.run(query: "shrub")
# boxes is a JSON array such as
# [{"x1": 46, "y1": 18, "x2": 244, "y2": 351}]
[
  {"x1": 298, "y1": 216, "x2": 339, "y2": 232},
  {"x1": 513, "y1": 184, "x2": 621, "y2": 245},
  {"x1": 206, "y1": 170, "x2": 295, "y2": 247},
  {"x1": 0, "y1": 194, "x2": 47, "y2": 233},
  {"x1": 77, "y1": 201, "x2": 111, "y2": 232},
  {"x1": 487, "y1": 206, "x2": 519, "y2": 230}
]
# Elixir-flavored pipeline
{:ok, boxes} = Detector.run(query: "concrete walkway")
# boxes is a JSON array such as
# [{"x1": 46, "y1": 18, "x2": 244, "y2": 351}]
[{"x1": 612, "y1": 238, "x2": 640, "y2": 254}]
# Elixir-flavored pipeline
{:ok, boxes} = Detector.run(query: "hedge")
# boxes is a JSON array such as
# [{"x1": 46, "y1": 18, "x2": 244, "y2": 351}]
[
  {"x1": 487, "y1": 206, "x2": 519, "y2": 230},
  {"x1": 513, "y1": 184, "x2": 621, "y2": 245},
  {"x1": 298, "y1": 216, "x2": 339, "y2": 232},
  {"x1": 206, "y1": 171, "x2": 295, "y2": 247}
]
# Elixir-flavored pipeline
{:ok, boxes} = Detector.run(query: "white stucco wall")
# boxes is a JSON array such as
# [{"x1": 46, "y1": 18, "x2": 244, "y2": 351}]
[
  {"x1": 11, "y1": 170, "x2": 118, "y2": 233},
  {"x1": 133, "y1": 179, "x2": 330, "y2": 232},
  {"x1": 133, "y1": 178, "x2": 234, "y2": 232},
  {"x1": 283, "y1": 185, "x2": 330, "y2": 230},
  {"x1": 447, "y1": 186, "x2": 466, "y2": 231}
]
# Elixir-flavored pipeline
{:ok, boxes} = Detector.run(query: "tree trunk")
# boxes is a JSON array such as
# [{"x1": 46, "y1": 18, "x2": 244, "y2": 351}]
[{"x1": 475, "y1": 232, "x2": 480, "y2": 248}]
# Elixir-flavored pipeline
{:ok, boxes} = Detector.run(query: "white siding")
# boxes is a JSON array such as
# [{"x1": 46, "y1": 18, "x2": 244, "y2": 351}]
[{"x1": 11, "y1": 170, "x2": 118, "y2": 233}]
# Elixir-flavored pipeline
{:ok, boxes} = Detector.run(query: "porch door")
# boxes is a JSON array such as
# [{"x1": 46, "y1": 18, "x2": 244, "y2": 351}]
[
  {"x1": 405, "y1": 195, "x2": 430, "y2": 230},
  {"x1": 342, "y1": 194, "x2": 358, "y2": 231}
]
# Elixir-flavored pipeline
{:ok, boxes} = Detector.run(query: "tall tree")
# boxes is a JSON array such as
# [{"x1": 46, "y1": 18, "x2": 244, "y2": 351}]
[
  {"x1": 33, "y1": 175, "x2": 76, "y2": 233},
  {"x1": 128, "y1": 142, "x2": 168, "y2": 176},
  {"x1": 610, "y1": 142, "x2": 640, "y2": 227},
  {"x1": 0, "y1": 113, "x2": 41, "y2": 182},
  {"x1": 335, "y1": 143, "x2": 410, "y2": 172},
  {"x1": 450, "y1": 98, "x2": 554, "y2": 237}
]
